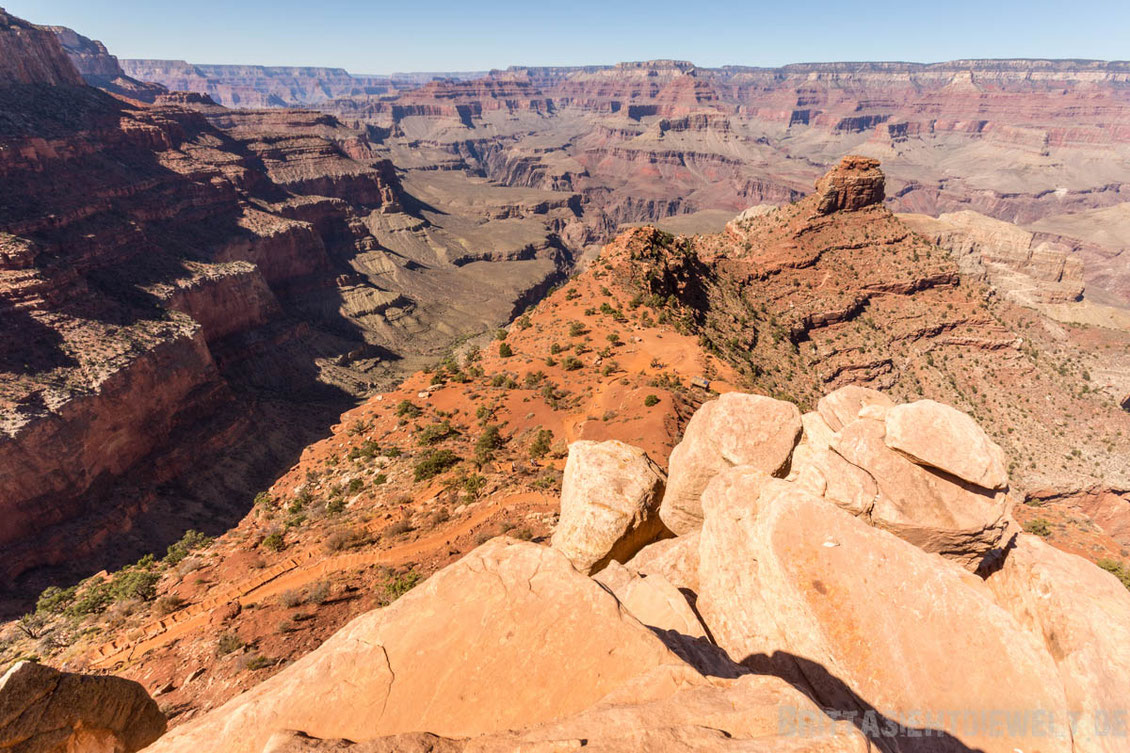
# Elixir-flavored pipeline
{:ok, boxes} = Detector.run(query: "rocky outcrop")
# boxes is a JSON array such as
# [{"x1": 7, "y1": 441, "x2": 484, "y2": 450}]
[
  {"x1": 660, "y1": 392, "x2": 802, "y2": 535},
  {"x1": 143, "y1": 537, "x2": 866, "y2": 753},
  {"x1": 697, "y1": 473, "x2": 1071, "y2": 753},
  {"x1": 884, "y1": 399, "x2": 1009, "y2": 489},
  {"x1": 0, "y1": 10, "x2": 83, "y2": 86},
  {"x1": 987, "y1": 534, "x2": 1130, "y2": 753},
  {"x1": 550, "y1": 440, "x2": 667, "y2": 574},
  {"x1": 0, "y1": 661, "x2": 165, "y2": 753},
  {"x1": 811, "y1": 156, "x2": 885, "y2": 214},
  {"x1": 46, "y1": 26, "x2": 166, "y2": 101}
]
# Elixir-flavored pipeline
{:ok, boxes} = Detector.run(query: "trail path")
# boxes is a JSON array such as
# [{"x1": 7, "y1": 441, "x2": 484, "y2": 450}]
[{"x1": 89, "y1": 492, "x2": 550, "y2": 669}]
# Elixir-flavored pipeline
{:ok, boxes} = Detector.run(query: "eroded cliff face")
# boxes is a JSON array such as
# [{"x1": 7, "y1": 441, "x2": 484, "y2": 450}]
[{"x1": 0, "y1": 12, "x2": 582, "y2": 595}]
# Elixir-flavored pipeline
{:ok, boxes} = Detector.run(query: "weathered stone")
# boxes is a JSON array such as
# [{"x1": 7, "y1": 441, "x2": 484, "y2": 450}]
[
  {"x1": 661, "y1": 392, "x2": 801, "y2": 534},
  {"x1": 834, "y1": 418, "x2": 1010, "y2": 568},
  {"x1": 144, "y1": 539, "x2": 694, "y2": 753},
  {"x1": 812, "y1": 155, "x2": 885, "y2": 214},
  {"x1": 0, "y1": 661, "x2": 165, "y2": 753},
  {"x1": 789, "y1": 444, "x2": 877, "y2": 517},
  {"x1": 696, "y1": 471, "x2": 1072, "y2": 753},
  {"x1": 815, "y1": 385, "x2": 893, "y2": 432},
  {"x1": 987, "y1": 534, "x2": 1130, "y2": 753},
  {"x1": 884, "y1": 399, "x2": 1009, "y2": 489},
  {"x1": 594, "y1": 561, "x2": 706, "y2": 639},
  {"x1": 624, "y1": 532, "x2": 701, "y2": 594},
  {"x1": 550, "y1": 439, "x2": 667, "y2": 574}
]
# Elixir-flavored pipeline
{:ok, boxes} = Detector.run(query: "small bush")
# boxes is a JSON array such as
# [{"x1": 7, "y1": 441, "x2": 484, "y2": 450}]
[
  {"x1": 386, "y1": 570, "x2": 421, "y2": 600},
  {"x1": 373, "y1": 473, "x2": 388, "y2": 486},
  {"x1": 165, "y1": 529, "x2": 214, "y2": 565},
  {"x1": 529, "y1": 429, "x2": 553, "y2": 459},
  {"x1": 278, "y1": 590, "x2": 304, "y2": 608},
  {"x1": 347, "y1": 478, "x2": 364, "y2": 494},
  {"x1": 568, "y1": 321, "x2": 586, "y2": 337},
  {"x1": 396, "y1": 400, "x2": 422, "y2": 419},
  {"x1": 387, "y1": 518, "x2": 414, "y2": 536},
  {"x1": 414, "y1": 449, "x2": 461, "y2": 481},
  {"x1": 216, "y1": 632, "x2": 244, "y2": 656},
  {"x1": 307, "y1": 581, "x2": 332, "y2": 605},
  {"x1": 417, "y1": 420, "x2": 458, "y2": 446},
  {"x1": 644, "y1": 394, "x2": 660, "y2": 407},
  {"x1": 1023, "y1": 518, "x2": 1052, "y2": 537},
  {"x1": 1098, "y1": 559, "x2": 1130, "y2": 591},
  {"x1": 154, "y1": 595, "x2": 186, "y2": 615},
  {"x1": 324, "y1": 528, "x2": 357, "y2": 553},
  {"x1": 241, "y1": 653, "x2": 273, "y2": 671},
  {"x1": 261, "y1": 533, "x2": 285, "y2": 552},
  {"x1": 498, "y1": 342, "x2": 513, "y2": 358},
  {"x1": 561, "y1": 356, "x2": 583, "y2": 371}
]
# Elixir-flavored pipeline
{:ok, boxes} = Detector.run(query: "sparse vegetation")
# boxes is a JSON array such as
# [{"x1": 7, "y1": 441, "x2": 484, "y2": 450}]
[
  {"x1": 414, "y1": 449, "x2": 461, "y2": 481},
  {"x1": 644, "y1": 394, "x2": 660, "y2": 407}
]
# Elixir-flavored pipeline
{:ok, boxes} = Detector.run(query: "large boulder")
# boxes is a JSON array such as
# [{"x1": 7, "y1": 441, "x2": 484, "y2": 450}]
[
  {"x1": 0, "y1": 661, "x2": 165, "y2": 753},
  {"x1": 624, "y1": 532, "x2": 701, "y2": 594},
  {"x1": 550, "y1": 439, "x2": 667, "y2": 574},
  {"x1": 260, "y1": 672, "x2": 871, "y2": 753},
  {"x1": 884, "y1": 399, "x2": 1008, "y2": 489},
  {"x1": 696, "y1": 469, "x2": 1072, "y2": 753},
  {"x1": 987, "y1": 534, "x2": 1130, "y2": 753},
  {"x1": 145, "y1": 539, "x2": 695, "y2": 753},
  {"x1": 660, "y1": 392, "x2": 801, "y2": 534},
  {"x1": 815, "y1": 385, "x2": 893, "y2": 432},
  {"x1": 594, "y1": 561, "x2": 707, "y2": 639},
  {"x1": 833, "y1": 418, "x2": 1010, "y2": 569}
]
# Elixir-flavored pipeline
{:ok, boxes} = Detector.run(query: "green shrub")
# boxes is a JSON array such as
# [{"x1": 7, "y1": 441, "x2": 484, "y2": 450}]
[
  {"x1": 35, "y1": 586, "x2": 77, "y2": 615},
  {"x1": 1098, "y1": 559, "x2": 1130, "y2": 591},
  {"x1": 110, "y1": 570, "x2": 161, "y2": 602},
  {"x1": 529, "y1": 429, "x2": 554, "y2": 459},
  {"x1": 475, "y1": 424, "x2": 504, "y2": 464},
  {"x1": 386, "y1": 570, "x2": 421, "y2": 600},
  {"x1": 414, "y1": 450, "x2": 461, "y2": 481},
  {"x1": 216, "y1": 632, "x2": 244, "y2": 656},
  {"x1": 417, "y1": 420, "x2": 458, "y2": 446},
  {"x1": 498, "y1": 342, "x2": 513, "y2": 358},
  {"x1": 261, "y1": 533, "x2": 285, "y2": 552},
  {"x1": 165, "y1": 529, "x2": 214, "y2": 565},
  {"x1": 396, "y1": 400, "x2": 422, "y2": 419},
  {"x1": 644, "y1": 394, "x2": 660, "y2": 407},
  {"x1": 347, "y1": 478, "x2": 364, "y2": 494},
  {"x1": 568, "y1": 321, "x2": 586, "y2": 337},
  {"x1": 1023, "y1": 518, "x2": 1052, "y2": 537},
  {"x1": 561, "y1": 356, "x2": 583, "y2": 371},
  {"x1": 373, "y1": 473, "x2": 388, "y2": 486}
]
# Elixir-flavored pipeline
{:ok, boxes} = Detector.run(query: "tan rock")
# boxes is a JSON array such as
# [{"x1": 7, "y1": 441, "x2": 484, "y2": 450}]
[
  {"x1": 594, "y1": 561, "x2": 706, "y2": 639},
  {"x1": 259, "y1": 672, "x2": 870, "y2": 753},
  {"x1": 987, "y1": 534, "x2": 1130, "y2": 753},
  {"x1": 550, "y1": 439, "x2": 667, "y2": 574},
  {"x1": 144, "y1": 539, "x2": 693, "y2": 753},
  {"x1": 660, "y1": 392, "x2": 801, "y2": 534},
  {"x1": 624, "y1": 531, "x2": 701, "y2": 594},
  {"x1": 789, "y1": 444, "x2": 877, "y2": 517},
  {"x1": 697, "y1": 472, "x2": 1072, "y2": 753},
  {"x1": 0, "y1": 661, "x2": 165, "y2": 753},
  {"x1": 815, "y1": 385, "x2": 893, "y2": 432},
  {"x1": 834, "y1": 418, "x2": 1009, "y2": 568},
  {"x1": 884, "y1": 399, "x2": 1009, "y2": 489},
  {"x1": 799, "y1": 410, "x2": 836, "y2": 452}
]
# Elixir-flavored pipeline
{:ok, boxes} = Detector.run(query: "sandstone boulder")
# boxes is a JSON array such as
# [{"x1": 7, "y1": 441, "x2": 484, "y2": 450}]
[
  {"x1": 624, "y1": 532, "x2": 701, "y2": 594},
  {"x1": 144, "y1": 539, "x2": 693, "y2": 753},
  {"x1": 696, "y1": 470, "x2": 1072, "y2": 753},
  {"x1": 833, "y1": 418, "x2": 1010, "y2": 568},
  {"x1": 799, "y1": 410, "x2": 836, "y2": 451},
  {"x1": 815, "y1": 385, "x2": 893, "y2": 432},
  {"x1": 788, "y1": 443, "x2": 877, "y2": 517},
  {"x1": 550, "y1": 439, "x2": 667, "y2": 574},
  {"x1": 0, "y1": 661, "x2": 165, "y2": 753},
  {"x1": 594, "y1": 561, "x2": 707, "y2": 639},
  {"x1": 884, "y1": 399, "x2": 1009, "y2": 489},
  {"x1": 258, "y1": 672, "x2": 870, "y2": 753},
  {"x1": 987, "y1": 534, "x2": 1130, "y2": 753},
  {"x1": 660, "y1": 392, "x2": 801, "y2": 534}
]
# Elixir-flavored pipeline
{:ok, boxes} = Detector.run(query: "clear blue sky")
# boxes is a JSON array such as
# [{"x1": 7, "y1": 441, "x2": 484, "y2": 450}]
[{"x1": 10, "y1": 0, "x2": 1129, "y2": 74}]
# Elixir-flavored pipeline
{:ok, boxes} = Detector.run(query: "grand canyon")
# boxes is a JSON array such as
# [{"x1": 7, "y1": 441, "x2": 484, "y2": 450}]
[{"x1": 2, "y1": 4, "x2": 1130, "y2": 752}]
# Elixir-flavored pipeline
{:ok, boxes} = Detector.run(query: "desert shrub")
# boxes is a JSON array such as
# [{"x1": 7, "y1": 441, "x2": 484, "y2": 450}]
[
  {"x1": 417, "y1": 420, "x2": 458, "y2": 446},
  {"x1": 549, "y1": 342, "x2": 563, "y2": 354},
  {"x1": 414, "y1": 449, "x2": 461, "y2": 481},
  {"x1": 384, "y1": 447, "x2": 402, "y2": 458},
  {"x1": 324, "y1": 528, "x2": 357, "y2": 553},
  {"x1": 325, "y1": 497, "x2": 346, "y2": 515},
  {"x1": 278, "y1": 590, "x2": 304, "y2": 608},
  {"x1": 241, "y1": 653, "x2": 273, "y2": 671},
  {"x1": 165, "y1": 529, "x2": 213, "y2": 565},
  {"x1": 253, "y1": 491, "x2": 273, "y2": 507},
  {"x1": 396, "y1": 400, "x2": 422, "y2": 419},
  {"x1": 347, "y1": 477, "x2": 364, "y2": 494},
  {"x1": 261, "y1": 533, "x2": 285, "y2": 552},
  {"x1": 307, "y1": 581, "x2": 332, "y2": 605},
  {"x1": 561, "y1": 356, "x2": 583, "y2": 371},
  {"x1": 644, "y1": 394, "x2": 660, "y2": 407},
  {"x1": 516, "y1": 314, "x2": 532, "y2": 330},
  {"x1": 475, "y1": 424, "x2": 504, "y2": 465},
  {"x1": 386, "y1": 570, "x2": 421, "y2": 600},
  {"x1": 177, "y1": 556, "x2": 205, "y2": 577},
  {"x1": 1098, "y1": 559, "x2": 1130, "y2": 591},
  {"x1": 216, "y1": 632, "x2": 244, "y2": 656},
  {"x1": 1023, "y1": 518, "x2": 1052, "y2": 537},
  {"x1": 568, "y1": 321, "x2": 586, "y2": 337},
  {"x1": 35, "y1": 586, "x2": 77, "y2": 615},
  {"x1": 529, "y1": 429, "x2": 553, "y2": 459},
  {"x1": 373, "y1": 473, "x2": 388, "y2": 486},
  {"x1": 109, "y1": 570, "x2": 160, "y2": 602},
  {"x1": 495, "y1": 328, "x2": 509, "y2": 341},
  {"x1": 154, "y1": 595, "x2": 185, "y2": 616},
  {"x1": 498, "y1": 342, "x2": 513, "y2": 358}
]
